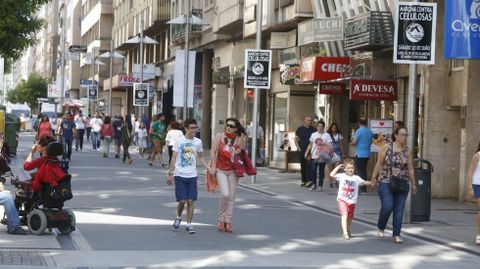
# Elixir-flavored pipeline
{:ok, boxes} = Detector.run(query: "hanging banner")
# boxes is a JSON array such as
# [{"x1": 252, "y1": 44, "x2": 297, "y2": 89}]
[
  {"x1": 133, "y1": 83, "x2": 149, "y2": 106},
  {"x1": 244, "y1": 49, "x2": 272, "y2": 89},
  {"x1": 349, "y1": 80, "x2": 397, "y2": 101},
  {"x1": 173, "y1": 50, "x2": 196, "y2": 108},
  {"x1": 444, "y1": 0, "x2": 480, "y2": 59},
  {"x1": 393, "y1": 2, "x2": 437, "y2": 65},
  {"x1": 318, "y1": 83, "x2": 346, "y2": 95}
]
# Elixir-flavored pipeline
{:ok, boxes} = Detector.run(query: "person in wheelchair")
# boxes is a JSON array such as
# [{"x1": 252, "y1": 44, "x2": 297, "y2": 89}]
[{"x1": 23, "y1": 136, "x2": 70, "y2": 208}]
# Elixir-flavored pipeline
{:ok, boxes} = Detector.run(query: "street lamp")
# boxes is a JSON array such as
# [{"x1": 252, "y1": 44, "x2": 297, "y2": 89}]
[
  {"x1": 99, "y1": 44, "x2": 125, "y2": 116},
  {"x1": 125, "y1": 20, "x2": 159, "y2": 116},
  {"x1": 167, "y1": 7, "x2": 209, "y2": 120}
]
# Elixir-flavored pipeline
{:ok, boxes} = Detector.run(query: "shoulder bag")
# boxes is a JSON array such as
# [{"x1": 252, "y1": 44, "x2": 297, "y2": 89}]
[{"x1": 388, "y1": 143, "x2": 409, "y2": 193}]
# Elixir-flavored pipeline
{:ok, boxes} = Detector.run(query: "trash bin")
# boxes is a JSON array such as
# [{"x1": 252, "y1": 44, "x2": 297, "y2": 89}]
[
  {"x1": 411, "y1": 159, "x2": 433, "y2": 222},
  {"x1": 5, "y1": 113, "x2": 21, "y2": 156}
]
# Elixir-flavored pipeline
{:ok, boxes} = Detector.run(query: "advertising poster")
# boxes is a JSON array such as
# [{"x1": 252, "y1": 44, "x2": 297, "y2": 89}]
[
  {"x1": 393, "y1": 2, "x2": 437, "y2": 64},
  {"x1": 444, "y1": 0, "x2": 480, "y2": 59},
  {"x1": 369, "y1": 119, "x2": 394, "y2": 153},
  {"x1": 277, "y1": 132, "x2": 298, "y2": 152},
  {"x1": 133, "y1": 83, "x2": 149, "y2": 106},
  {"x1": 244, "y1": 49, "x2": 272, "y2": 89}
]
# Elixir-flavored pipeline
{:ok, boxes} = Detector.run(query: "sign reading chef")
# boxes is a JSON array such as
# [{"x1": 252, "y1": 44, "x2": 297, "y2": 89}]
[
  {"x1": 349, "y1": 79, "x2": 397, "y2": 101},
  {"x1": 299, "y1": 57, "x2": 350, "y2": 82}
]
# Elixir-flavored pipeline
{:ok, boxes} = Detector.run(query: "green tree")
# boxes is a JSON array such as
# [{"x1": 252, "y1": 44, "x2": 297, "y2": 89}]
[
  {"x1": 7, "y1": 73, "x2": 48, "y2": 111},
  {"x1": 0, "y1": 0, "x2": 50, "y2": 60}
]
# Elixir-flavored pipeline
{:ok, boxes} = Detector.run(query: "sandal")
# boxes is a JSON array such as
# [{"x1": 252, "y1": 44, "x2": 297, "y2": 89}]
[
  {"x1": 343, "y1": 233, "x2": 351, "y2": 240},
  {"x1": 217, "y1": 221, "x2": 225, "y2": 232},
  {"x1": 377, "y1": 229, "x2": 385, "y2": 238},
  {"x1": 225, "y1": 223, "x2": 233, "y2": 233},
  {"x1": 476, "y1": 235, "x2": 480, "y2": 245},
  {"x1": 393, "y1": 236, "x2": 403, "y2": 244}
]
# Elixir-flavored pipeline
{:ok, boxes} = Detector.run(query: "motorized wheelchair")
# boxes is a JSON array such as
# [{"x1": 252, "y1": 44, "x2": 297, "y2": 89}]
[{"x1": 4, "y1": 142, "x2": 75, "y2": 235}]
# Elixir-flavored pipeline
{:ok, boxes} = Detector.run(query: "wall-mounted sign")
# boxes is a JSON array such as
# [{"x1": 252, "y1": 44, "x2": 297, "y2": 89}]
[
  {"x1": 88, "y1": 85, "x2": 98, "y2": 101},
  {"x1": 212, "y1": 69, "x2": 230, "y2": 84},
  {"x1": 47, "y1": 84, "x2": 61, "y2": 98},
  {"x1": 300, "y1": 57, "x2": 350, "y2": 82},
  {"x1": 444, "y1": 0, "x2": 480, "y2": 59},
  {"x1": 393, "y1": 2, "x2": 437, "y2": 64},
  {"x1": 279, "y1": 64, "x2": 300, "y2": 85},
  {"x1": 345, "y1": 11, "x2": 394, "y2": 51},
  {"x1": 349, "y1": 79, "x2": 397, "y2": 101},
  {"x1": 119, "y1": 75, "x2": 140, "y2": 87},
  {"x1": 298, "y1": 17, "x2": 344, "y2": 46},
  {"x1": 318, "y1": 83, "x2": 346, "y2": 95},
  {"x1": 244, "y1": 49, "x2": 272, "y2": 89},
  {"x1": 80, "y1": 79, "x2": 98, "y2": 87},
  {"x1": 133, "y1": 64, "x2": 156, "y2": 81},
  {"x1": 278, "y1": 47, "x2": 300, "y2": 65},
  {"x1": 133, "y1": 83, "x2": 149, "y2": 106},
  {"x1": 271, "y1": 30, "x2": 296, "y2": 49}
]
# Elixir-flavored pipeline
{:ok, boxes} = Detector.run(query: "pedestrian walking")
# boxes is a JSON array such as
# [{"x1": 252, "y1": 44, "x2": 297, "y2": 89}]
[
  {"x1": 209, "y1": 118, "x2": 246, "y2": 233},
  {"x1": 295, "y1": 116, "x2": 316, "y2": 187},
  {"x1": 85, "y1": 114, "x2": 92, "y2": 141},
  {"x1": 90, "y1": 113, "x2": 103, "y2": 151},
  {"x1": 74, "y1": 110, "x2": 86, "y2": 151},
  {"x1": 330, "y1": 159, "x2": 372, "y2": 240},
  {"x1": 304, "y1": 121, "x2": 332, "y2": 191},
  {"x1": 166, "y1": 119, "x2": 209, "y2": 235},
  {"x1": 165, "y1": 121, "x2": 183, "y2": 165},
  {"x1": 100, "y1": 116, "x2": 113, "y2": 158},
  {"x1": 57, "y1": 113, "x2": 76, "y2": 161},
  {"x1": 371, "y1": 126, "x2": 417, "y2": 244},
  {"x1": 112, "y1": 115, "x2": 122, "y2": 158},
  {"x1": 351, "y1": 118, "x2": 373, "y2": 193},
  {"x1": 327, "y1": 122, "x2": 345, "y2": 188},
  {"x1": 121, "y1": 114, "x2": 133, "y2": 164},
  {"x1": 136, "y1": 122, "x2": 148, "y2": 159},
  {"x1": 466, "y1": 141, "x2": 480, "y2": 245},
  {"x1": 149, "y1": 114, "x2": 167, "y2": 166},
  {"x1": 36, "y1": 114, "x2": 53, "y2": 141}
]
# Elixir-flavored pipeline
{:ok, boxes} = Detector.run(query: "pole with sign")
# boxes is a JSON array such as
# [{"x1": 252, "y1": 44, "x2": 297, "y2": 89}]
[
  {"x1": 133, "y1": 83, "x2": 149, "y2": 107},
  {"x1": 88, "y1": 85, "x2": 98, "y2": 101}
]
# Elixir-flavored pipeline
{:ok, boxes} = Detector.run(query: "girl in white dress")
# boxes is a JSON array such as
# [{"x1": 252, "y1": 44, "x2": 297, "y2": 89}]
[{"x1": 136, "y1": 122, "x2": 148, "y2": 158}]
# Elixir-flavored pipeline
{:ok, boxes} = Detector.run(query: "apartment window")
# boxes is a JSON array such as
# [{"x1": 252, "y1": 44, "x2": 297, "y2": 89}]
[{"x1": 451, "y1": 59, "x2": 464, "y2": 71}]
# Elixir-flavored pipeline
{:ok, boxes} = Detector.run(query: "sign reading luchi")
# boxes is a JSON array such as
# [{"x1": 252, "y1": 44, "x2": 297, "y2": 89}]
[
  {"x1": 349, "y1": 80, "x2": 397, "y2": 101},
  {"x1": 88, "y1": 85, "x2": 98, "y2": 101},
  {"x1": 318, "y1": 83, "x2": 346, "y2": 95},
  {"x1": 298, "y1": 17, "x2": 344, "y2": 45},
  {"x1": 133, "y1": 83, "x2": 149, "y2": 106},
  {"x1": 244, "y1": 49, "x2": 272, "y2": 89},
  {"x1": 393, "y1": 2, "x2": 437, "y2": 65},
  {"x1": 444, "y1": 0, "x2": 480, "y2": 59}
]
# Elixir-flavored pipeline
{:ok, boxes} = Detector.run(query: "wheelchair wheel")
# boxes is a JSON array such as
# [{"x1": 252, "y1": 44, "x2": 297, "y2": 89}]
[
  {"x1": 57, "y1": 209, "x2": 76, "y2": 235},
  {"x1": 27, "y1": 209, "x2": 47, "y2": 235}
]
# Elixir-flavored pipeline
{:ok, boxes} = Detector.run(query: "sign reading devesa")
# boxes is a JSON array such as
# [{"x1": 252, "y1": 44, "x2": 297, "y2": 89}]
[
  {"x1": 349, "y1": 80, "x2": 397, "y2": 101},
  {"x1": 244, "y1": 49, "x2": 272, "y2": 89},
  {"x1": 393, "y1": 2, "x2": 437, "y2": 65},
  {"x1": 444, "y1": 0, "x2": 480, "y2": 59}
]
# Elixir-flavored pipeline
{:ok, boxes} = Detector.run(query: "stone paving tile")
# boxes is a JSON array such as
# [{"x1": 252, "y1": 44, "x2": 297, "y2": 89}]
[{"x1": 0, "y1": 251, "x2": 46, "y2": 266}]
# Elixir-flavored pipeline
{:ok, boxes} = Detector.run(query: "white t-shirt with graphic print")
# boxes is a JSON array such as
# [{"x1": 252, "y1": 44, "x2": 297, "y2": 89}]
[
  {"x1": 172, "y1": 136, "x2": 203, "y2": 178},
  {"x1": 335, "y1": 173, "x2": 365, "y2": 204}
]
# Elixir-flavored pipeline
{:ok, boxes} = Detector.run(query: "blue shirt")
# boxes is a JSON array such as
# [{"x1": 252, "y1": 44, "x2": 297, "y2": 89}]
[
  {"x1": 60, "y1": 119, "x2": 76, "y2": 139},
  {"x1": 354, "y1": 126, "x2": 373, "y2": 158}
]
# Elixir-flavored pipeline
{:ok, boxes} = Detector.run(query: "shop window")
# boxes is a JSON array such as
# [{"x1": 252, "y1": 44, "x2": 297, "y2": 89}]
[
  {"x1": 451, "y1": 59, "x2": 464, "y2": 71},
  {"x1": 271, "y1": 92, "x2": 288, "y2": 164}
]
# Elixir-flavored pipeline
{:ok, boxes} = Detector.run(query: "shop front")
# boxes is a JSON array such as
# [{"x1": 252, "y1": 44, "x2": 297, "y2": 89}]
[{"x1": 103, "y1": 74, "x2": 141, "y2": 117}]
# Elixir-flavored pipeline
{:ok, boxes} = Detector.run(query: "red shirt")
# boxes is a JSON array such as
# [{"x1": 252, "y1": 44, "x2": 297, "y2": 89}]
[
  {"x1": 216, "y1": 141, "x2": 234, "y2": 171},
  {"x1": 23, "y1": 156, "x2": 65, "y2": 191},
  {"x1": 38, "y1": 122, "x2": 52, "y2": 139}
]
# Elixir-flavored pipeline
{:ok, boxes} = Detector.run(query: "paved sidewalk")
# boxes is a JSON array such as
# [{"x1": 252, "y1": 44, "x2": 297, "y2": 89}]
[{"x1": 237, "y1": 166, "x2": 480, "y2": 255}]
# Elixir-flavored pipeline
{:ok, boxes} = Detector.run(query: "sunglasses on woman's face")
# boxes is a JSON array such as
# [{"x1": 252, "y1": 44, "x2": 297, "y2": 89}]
[{"x1": 226, "y1": 124, "x2": 236, "y2": 129}]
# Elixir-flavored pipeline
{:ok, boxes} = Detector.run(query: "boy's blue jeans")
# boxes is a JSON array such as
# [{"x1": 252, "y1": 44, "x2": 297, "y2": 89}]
[
  {"x1": 0, "y1": 191, "x2": 20, "y2": 232},
  {"x1": 310, "y1": 161, "x2": 326, "y2": 188},
  {"x1": 377, "y1": 182, "x2": 409, "y2": 237}
]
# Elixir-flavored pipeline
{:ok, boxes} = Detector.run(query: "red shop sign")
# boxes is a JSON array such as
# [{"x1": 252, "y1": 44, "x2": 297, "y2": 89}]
[
  {"x1": 318, "y1": 83, "x2": 346, "y2": 95},
  {"x1": 119, "y1": 74, "x2": 140, "y2": 87},
  {"x1": 300, "y1": 57, "x2": 350, "y2": 82},
  {"x1": 349, "y1": 79, "x2": 397, "y2": 101}
]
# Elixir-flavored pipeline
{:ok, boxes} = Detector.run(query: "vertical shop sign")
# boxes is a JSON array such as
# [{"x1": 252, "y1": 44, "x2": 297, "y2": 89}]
[
  {"x1": 393, "y1": 2, "x2": 437, "y2": 64},
  {"x1": 244, "y1": 49, "x2": 272, "y2": 89},
  {"x1": 369, "y1": 119, "x2": 394, "y2": 153},
  {"x1": 349, "y1": 80, "x2": 397, "y2": 101},
  {"x1": 133, "y1": 83, "x2": 149, "y2": 106},
  {"x1": 444, "y1": 0, "x2": 480, "y2": 59}
]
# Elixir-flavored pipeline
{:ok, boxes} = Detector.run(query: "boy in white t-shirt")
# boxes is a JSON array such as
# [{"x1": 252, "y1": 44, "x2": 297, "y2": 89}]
[{"x1": 330, "y1": 159, "x2": 372, "y2": 240}]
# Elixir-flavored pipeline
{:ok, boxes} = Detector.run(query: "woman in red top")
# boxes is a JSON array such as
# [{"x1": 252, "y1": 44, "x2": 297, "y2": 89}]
[
  {"x1": 209, "y1": 118, "x2": 246, "y2": 233},
  {"x1": 23, "y1": 136, "x2": 65, "y2": 192},
  {"x1": 100, "y1": 116, "x2": 114, "y2": 158},
  {"x1": 36, "y1": 115, "x2": 53, "y2": 141}
]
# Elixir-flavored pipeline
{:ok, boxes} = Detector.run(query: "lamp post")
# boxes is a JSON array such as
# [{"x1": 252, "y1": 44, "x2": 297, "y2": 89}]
[
  {"x1": 167, "y1": 7, "x2": 209, "y2": 120},
  {"x1": 99, "y1": 42, "x2": 125, "y2": 116}
]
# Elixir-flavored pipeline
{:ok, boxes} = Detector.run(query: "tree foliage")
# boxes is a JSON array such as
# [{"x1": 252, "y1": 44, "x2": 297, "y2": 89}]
[
  {"x1": 7, "y1": 73, "x2": 48, "y2": 111},
  {"x1": 0, "y1": 0, "x2": 50, "y2": 60}
]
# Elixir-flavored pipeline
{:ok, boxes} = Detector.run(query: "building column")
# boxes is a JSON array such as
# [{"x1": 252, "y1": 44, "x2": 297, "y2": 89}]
[{"x1": 201, "y1": 50, "x2": 213, "y2": 149}]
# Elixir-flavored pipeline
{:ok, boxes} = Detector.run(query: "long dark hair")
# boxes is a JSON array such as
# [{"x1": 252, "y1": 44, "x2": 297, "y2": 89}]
[
  {"x1": 392, "y1": 126, "x2": 408, "y2": 142},
  {"x1": 327, "y1": 122, "x2": 341, "y2": 135},
  {"x1": 124, "y1": 114, "x2": 132, "y2": 131},
  {"x1": 225, "y1": 117, "x2": 246, "y2": 136},
  {"x1": 476, "y1": 142, "x2": 480, "y2": 153}
]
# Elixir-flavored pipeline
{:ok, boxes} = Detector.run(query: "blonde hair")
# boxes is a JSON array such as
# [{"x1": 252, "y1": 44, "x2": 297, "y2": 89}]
[{"x1": 343, "y1": 158, "x2": 355, "y2": 167}]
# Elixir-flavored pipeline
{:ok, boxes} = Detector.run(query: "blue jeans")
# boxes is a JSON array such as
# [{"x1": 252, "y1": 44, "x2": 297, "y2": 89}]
[
  {"x1": 62, "y1": 137, "x2": 73, "y2": 160},
  {"x1": 310, "y1": 161, "x2": 326, "y2": 188},
  {"x1": 377, "y1": 182, "x2": 409, "y2": 237},
  {"x1": 91, "y1": 131, "x2": 100, "y2": 150},
  {"x1": 0, "y1": 191, "x2": 20, "y2": 232}
]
